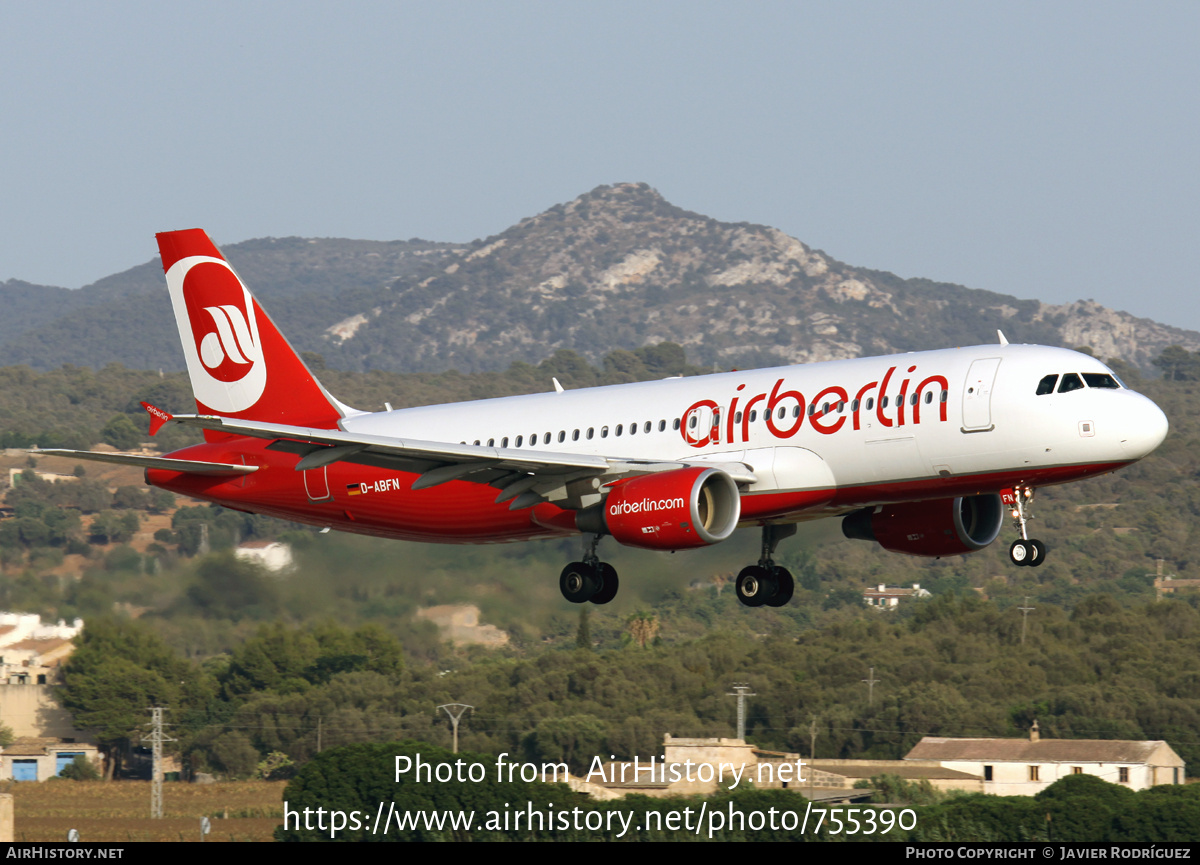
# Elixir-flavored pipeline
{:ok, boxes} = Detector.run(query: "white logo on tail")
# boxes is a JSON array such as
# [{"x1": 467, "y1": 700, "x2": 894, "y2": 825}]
[
  {"x1": 199, "y1": 305, "x2": 257, "y2": 369},
  {"x1": 165, "y1": 256, "x2": 267, "y2": 413}
]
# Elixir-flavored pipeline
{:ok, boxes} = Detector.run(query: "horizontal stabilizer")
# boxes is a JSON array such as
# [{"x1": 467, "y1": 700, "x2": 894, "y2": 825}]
[{"x1": 35, "y1": 449, "x2": 258, "y2": 476}]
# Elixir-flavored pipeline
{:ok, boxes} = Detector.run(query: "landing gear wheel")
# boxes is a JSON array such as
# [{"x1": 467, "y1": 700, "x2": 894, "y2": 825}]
[
  {"x1": 736, "y1": 565, "x2": 778, "y2": 608},
  {"x1": 560, "y1": 562, "x2": 599, "y2": 603},
  {"x1": 590, "y1": 563, "x2": 619, "y2": 605},
  {"x1": 1028, "y1": 539, "x2": 1046, "y2": 567},
  {"x1": 766, "y1": 567, "x2": 794, "y2": 607},
  {"x1": 1009, "y1": 540, "x2": 1031, "y2": 566}
]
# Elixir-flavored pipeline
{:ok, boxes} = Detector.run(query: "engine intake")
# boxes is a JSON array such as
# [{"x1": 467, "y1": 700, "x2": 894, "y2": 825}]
[
  {"x1": 842, "y1": 493, "x2": 1004, "y2": 557},
  {"x1": 580, "y1": 466, "x2": 741, "y2": 551}
]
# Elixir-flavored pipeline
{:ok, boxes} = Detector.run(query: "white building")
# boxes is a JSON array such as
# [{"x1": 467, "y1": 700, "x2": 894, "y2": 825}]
[
  {"x1": 904, "y1": 723, "x2": 1185, "y2": 794},
  {"x1": 863, "y1": 583, "x2": 931, "y2": 609}
]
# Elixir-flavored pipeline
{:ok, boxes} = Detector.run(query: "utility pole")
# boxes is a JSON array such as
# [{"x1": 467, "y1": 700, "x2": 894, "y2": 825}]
[
  {"x1": 1018, "y1": 596, "x2": 1035, "y2": 645},
  {"x1": 438, "y1": 703, "x2": 473, "y2": 754},
  {"x1": 809, "y1": 715, "x2": 818, "y2": 798},
  {"x1": 142, "y1": 707, "x2": 175, "y2": 819},
  {"x1": 727, "y1": 683, "x2": 755, "y2": 741},
  {"x1": 1154, "y1": 558, "x2": 1176, "y2": 601},
  {"x1": 862, "y1": 667, "x2": 880, "y2": 706}
]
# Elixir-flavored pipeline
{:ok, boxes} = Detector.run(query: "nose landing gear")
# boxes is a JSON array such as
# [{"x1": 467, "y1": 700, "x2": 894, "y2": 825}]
[
  {"x1": 735, "y1": 524, "x2": 796, "y2": 607},
  {"x1": 560, "y1": 535, "x2": 620, "y2": 604},
  {"x1": 1006, "y1": 486, "x2": 1046, "y2": 567}
]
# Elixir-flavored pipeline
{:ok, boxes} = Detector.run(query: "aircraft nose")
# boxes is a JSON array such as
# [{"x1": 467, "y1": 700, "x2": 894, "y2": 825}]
[{"x1": 1118, "y1": 395, "x2": 1169, "y2": 459}]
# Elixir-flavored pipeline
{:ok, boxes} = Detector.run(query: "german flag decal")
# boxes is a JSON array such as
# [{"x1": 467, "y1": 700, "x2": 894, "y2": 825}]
[{"x1": 346, "y1": 483, "x2": 363, "y2": 496}]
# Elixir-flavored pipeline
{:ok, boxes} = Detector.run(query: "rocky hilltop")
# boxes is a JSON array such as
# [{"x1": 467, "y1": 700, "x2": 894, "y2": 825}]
[
  {"x1": 327, "y1": 183, "x2": 1199, "y2": 373},
  {"x1": 2, "y1": 184, "x2": 1195, "y2": 373}
]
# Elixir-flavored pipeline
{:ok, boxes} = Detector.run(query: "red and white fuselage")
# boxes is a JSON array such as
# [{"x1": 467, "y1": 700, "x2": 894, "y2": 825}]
[{"x1": 47, "y1": 229, "x2": 1169, "y2": 595}]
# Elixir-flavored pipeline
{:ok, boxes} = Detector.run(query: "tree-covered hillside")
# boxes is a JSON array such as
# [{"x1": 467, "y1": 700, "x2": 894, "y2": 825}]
[{"x1": 0, "y1": 346, "x2": 1196, "y2": 783}]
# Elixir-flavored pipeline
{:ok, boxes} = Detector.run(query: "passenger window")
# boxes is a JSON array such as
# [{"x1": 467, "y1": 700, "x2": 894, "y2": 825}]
[
  {"x1": 558, "y1": 431, "x2": 565, "y2": 443},
  {"x1": 924, "y1": 391, "x2": 932, "y2": 404},
  {"x1": 881, "y1": 396, "x2": 889, "y2": 408},
  {"x1": 750, "y1": 410, "x2": 757, "y2": 422},
  {"x1": 940, "y1": 390, "x2": 948, "y2": 403},
  {"x1": 735, "y1": 411, "x2": 743, "y2": 424},
  {"x1": 777, "y1": 406, "x2": 786, "y2": 419},
  {"x1": 837, "y1": 402, "x2": 845, "y2": 412},
  {"x1": 645, "y1": 421, "x2": 652, "y2": 433},
  {"x1": 1082, "y1": 372, "x2": 1120, "y2": 389},
  {"x1": 689, "y1": 416, "x2": 698, "y2": 429},
  {"x1": 501, "y1": 437, "x2": 508, "y2": 448},
  {"x1": 629, "y1": 422, "x2": 636, "y2": 435},
  {"x1": 601, "y1": 426, "x2": 608, "y2": 438},
  {"x1": 807, "y1": 404, "x2": 815, "y2": 416},
  {"x1": 821, "y1": 402, "x2": 830, "y2": 414},
  {"x1": 1036, "y1": 374, "x2": 1058, "y2": 395},
  {"x1": 909, "y1": 393, "x2": 917, "y2": 405},
  {"x1": 572, "y1": 429, "x2": 580, "y2": 441},
  {"x1": 792, "y1": 405, "x2": 800, "y2": 417},
  {"x1": 487, "y1": 438, "x2": 495, "y2": 447},
  {"x1": 473, "y1": 440, "x2": 480, "y2": 446},
  {"x1": 867, "y1": 397, "x2": 875, "y2": 410},
  {"x1": 515, "y1": 435, "x2": 523, "y2": 447},
  {"x1": 658, "y1": 420, "x2": 666, "y2": 432},
  {"x1": 1058, "y1": 373, "x2": 1084, "y2": 393},
  {"x1": 587, "y1": 428, "x2": 594, "y2": 439},
  {"x1": 544, "y1": 432, "x2": 551, "y2": 444},
  {"x1": 617, "y1": 424, "x2": 624, "y2": 436},
  {"x1": 672, "y1": 418, "x2": 681, "y2": 431}
]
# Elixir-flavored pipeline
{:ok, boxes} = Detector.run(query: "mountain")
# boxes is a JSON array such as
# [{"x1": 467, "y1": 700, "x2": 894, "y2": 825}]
[
  {"x1": 3, "y1": 184, "x2": 1197, "y2": 373},
  {"x1": 326, "y1": 183, "x2": 1200, "y2": 373},
  {"x1": 0, "y1": 237, "x2": 458, "y2": 371}
]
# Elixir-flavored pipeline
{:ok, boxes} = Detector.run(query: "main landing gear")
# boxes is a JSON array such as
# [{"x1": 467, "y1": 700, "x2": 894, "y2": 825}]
[
  {"x1": 735, "y1": 524, "x2": 796, "y2": 608},
  {"x1": 1007, "y1": 486, "x2": 1046, "y2": 567},
  {"x1": 560, "y1": 535, "x2": 620, "y2": 605}
]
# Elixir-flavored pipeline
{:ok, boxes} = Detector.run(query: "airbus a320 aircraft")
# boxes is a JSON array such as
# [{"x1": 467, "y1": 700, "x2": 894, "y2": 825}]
[{"x1": 44, "y1": 230, "x2": 1169, "y2": 608}]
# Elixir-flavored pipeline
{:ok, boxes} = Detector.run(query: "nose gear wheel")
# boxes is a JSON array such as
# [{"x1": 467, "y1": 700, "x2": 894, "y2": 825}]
[{"x1": 1007, "y1": 487, "x2": 1046, "y2": 567}]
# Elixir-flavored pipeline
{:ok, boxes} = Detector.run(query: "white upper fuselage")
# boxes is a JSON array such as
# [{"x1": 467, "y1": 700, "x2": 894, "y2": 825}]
[{"x1": 343, "y1": 344, "x2": 1168, "y2": 502}]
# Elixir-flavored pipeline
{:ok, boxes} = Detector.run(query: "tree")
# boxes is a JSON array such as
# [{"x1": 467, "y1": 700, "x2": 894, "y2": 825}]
[
  {"x1": 276, "y1": 741, "x2": 567, "y2": 841},
  {"x1": 100, "y1": 415, "x2": 141, "y2": 450},
  {"x1": 575, "y1": 607, "x2": 592, "y2": 650},
  {"x1": 58, "y1": 619, "x2": 213, "y2": 779},
  {"x1": 627, "y1": 612, "x2": 660, "y2": 648},
  {"x1": 1153, "y1": 345, "x2": 1200, "y2": 381}
]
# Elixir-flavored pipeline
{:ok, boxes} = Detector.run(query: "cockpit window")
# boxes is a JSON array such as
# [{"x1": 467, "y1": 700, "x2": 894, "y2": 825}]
[
  {"x1": 1058, "y1": 373, "x2": 1084, "y2": 393},
  {"x1": 1082, "y1": 372, "x2": 1120, "y2": 389},
  {"x1": 1036, "y1": 374, "x2": 1058, "y2": 395}
]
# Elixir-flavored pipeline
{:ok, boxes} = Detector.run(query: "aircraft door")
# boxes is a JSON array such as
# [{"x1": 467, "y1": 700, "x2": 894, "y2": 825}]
[
  {"x1": 962, "y1": 358, "x2": 1001, "y2": 432},
  {"x1": 683, "y1": 404, "x2": 717, "y2": 446},
  {"x1": 303, "y1": 466, "x2": 333, "y2": 503}
]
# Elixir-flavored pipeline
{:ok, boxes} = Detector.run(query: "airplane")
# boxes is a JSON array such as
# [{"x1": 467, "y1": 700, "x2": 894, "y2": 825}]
[{"x1": 42, "y1": 229, "x2": 1170, "y2": 608}]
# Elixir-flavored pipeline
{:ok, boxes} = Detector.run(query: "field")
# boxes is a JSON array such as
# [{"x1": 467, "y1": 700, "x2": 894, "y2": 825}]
[{"x1": 5, "y1": 780, "x2": 286, "y2": 843}]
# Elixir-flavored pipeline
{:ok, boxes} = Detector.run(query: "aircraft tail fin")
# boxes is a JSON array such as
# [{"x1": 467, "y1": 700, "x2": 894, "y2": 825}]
[{"x1": 157, "y1": 229, "x2": 344, "y2": 435}]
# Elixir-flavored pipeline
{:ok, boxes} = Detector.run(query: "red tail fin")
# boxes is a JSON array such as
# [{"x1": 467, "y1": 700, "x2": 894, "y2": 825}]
[{"x1": 157, "y1": 229, "x2": 343, "y2": 432}]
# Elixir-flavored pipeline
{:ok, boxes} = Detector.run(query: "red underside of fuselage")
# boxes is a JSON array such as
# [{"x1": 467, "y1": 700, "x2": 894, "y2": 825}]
[{"x1": 144, "y1": 438, "x2": 1130, "y2": 544}]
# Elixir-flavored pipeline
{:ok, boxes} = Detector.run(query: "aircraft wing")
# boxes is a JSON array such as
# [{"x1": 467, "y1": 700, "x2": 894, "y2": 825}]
[{"x1": 167, "y1": 414, "x2": 756, "y2": 509}]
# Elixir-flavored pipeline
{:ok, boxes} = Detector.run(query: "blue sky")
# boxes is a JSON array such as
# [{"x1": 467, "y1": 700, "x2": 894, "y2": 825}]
[{"x1": 2, "y1": 2, "x2": 1197, "y2": 331}]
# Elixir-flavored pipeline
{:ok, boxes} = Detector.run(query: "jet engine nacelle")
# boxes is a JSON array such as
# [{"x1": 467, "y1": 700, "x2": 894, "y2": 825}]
[
  {"x1": 584, "y1": 466, "x2": 741, "y2": 551},
  {"x1": 841, "y1": 493, "x2": 1004, "y2": 557}
]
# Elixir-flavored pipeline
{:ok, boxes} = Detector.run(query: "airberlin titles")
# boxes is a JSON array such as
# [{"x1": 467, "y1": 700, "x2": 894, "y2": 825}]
[{"x1": 679, "y1": 365, "x2": 950, "y2": 448}]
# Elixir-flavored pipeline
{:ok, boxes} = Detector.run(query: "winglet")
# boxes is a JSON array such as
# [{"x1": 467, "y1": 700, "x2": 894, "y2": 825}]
[
  {"x1": 997, "y1": 330, "x2": 1010, "y2": 346},
  {"x1": 552, "y1": 377, "x2": 565, "y2": 394},
  {"x1": 141, "y1": 402, "x2": 174, "y2": 436}
]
